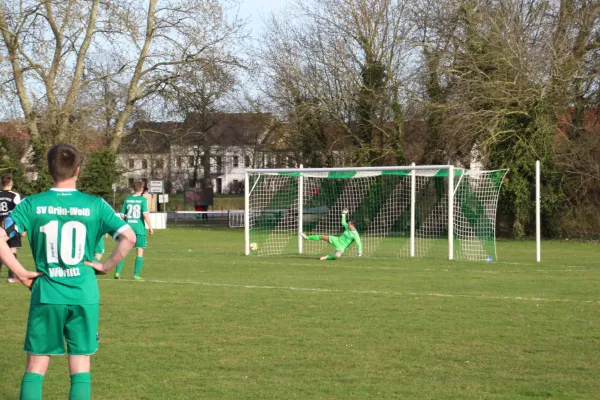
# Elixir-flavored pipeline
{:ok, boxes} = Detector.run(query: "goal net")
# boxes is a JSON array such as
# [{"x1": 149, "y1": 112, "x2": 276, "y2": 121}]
[{"x1": 244, "y1": 166, "x2": 507, "y2": 261}]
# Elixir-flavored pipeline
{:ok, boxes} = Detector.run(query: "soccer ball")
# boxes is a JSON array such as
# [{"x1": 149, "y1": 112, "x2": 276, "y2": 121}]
[{"x1": 250, "y1": 242, "x2": 258, "y2": 251}]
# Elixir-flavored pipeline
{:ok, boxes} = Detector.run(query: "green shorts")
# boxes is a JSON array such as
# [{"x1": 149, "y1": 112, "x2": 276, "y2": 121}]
[
  {"x1": 24, "y1": 303, "x2": 99, "y2": 356},
  {"x1": 94, "y1": 237, "x2": 105, "y2": 255},
  {"x1": 328, "y1": 236, "x2": 346, "y2": 252},
  {"x1": 135, "y1": 234, "x2": 147, "y2": 249}
]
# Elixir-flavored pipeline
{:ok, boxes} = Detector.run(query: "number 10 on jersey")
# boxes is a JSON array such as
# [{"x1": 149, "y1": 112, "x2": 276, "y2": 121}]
[{"x1": 39, "y1": 220, "x2": 87, "y2": 265}]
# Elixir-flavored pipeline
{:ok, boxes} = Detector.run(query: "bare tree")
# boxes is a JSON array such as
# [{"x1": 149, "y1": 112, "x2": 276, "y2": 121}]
[
  {"x1": 0, "y1": 0, "x2": 245, "y2": 146},
  {"x1": 258, "y1": 0, "x2": 415, "y2": 166},
  {"x1": 163, "y1": 61, "x2": 237, "y2": 188}
]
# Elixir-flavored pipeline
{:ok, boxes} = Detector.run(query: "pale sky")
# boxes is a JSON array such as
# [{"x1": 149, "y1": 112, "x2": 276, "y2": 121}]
[{"x1": 236, "y1": 0, "x2": 286, "y2": 37}]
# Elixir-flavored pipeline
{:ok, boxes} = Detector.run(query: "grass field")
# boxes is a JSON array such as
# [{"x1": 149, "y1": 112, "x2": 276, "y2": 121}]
[{"x1": 1, "y1": 229, "x2": 599, "y2": 399}]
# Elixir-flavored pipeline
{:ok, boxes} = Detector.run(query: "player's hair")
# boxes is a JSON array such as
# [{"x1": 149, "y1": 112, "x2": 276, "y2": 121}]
[
  {"x1": 348, "y1": 220, "x2": 357, "y2": 228},
  {"x1": 134, "y1": 180, "x2": 144, "y2": 192},
  {"x1": 47, "y1": 144, "x2": 82, "y2": 181},
  {"x1": 1, "y1": 173, "x2": 13, "y2": 187}
]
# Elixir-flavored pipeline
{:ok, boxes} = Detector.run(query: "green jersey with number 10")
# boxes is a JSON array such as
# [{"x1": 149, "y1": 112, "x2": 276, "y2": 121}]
[
  {"x1": 9, "y1": 188, "x2": 129, "y2": 305},
  {"x1": 120, "y1": 195, "x2": 149, "y2": 235}
]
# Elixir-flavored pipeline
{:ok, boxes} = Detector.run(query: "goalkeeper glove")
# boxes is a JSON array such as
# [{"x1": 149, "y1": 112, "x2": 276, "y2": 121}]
[
  {"x1": 342, "y1": 208, "x2": 349, "y2": 215},
  {"x1": 357, "y1": 253, "x2": 362, "y2": 257}
]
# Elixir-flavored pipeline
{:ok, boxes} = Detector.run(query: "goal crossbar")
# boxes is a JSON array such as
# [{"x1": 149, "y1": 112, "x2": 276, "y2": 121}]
[{"x1": 246, "y1": 165, "x2": 454, "y2": 174}]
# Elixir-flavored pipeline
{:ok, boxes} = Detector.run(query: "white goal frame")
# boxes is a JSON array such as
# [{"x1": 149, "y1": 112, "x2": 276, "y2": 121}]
[{"x1": 244, "y1": 165, "x2": 460, "y2": 258}]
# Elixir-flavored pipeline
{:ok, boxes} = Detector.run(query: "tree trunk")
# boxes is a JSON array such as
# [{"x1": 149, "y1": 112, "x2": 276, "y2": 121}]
[
  {"x1": 109, "y1": 0, "x2": 158, "y2": 150},
  {"x1": 202, "y1": 143, "x2": 212, "y2": 189},
  {"x1": 0, "y1": 7, "x2": 39, "y2": 138}
]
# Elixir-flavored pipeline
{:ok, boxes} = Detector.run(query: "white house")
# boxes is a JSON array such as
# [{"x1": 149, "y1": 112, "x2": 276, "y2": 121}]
[{"x1": 116, "y1": 113, "x2": 298, "y2": 194}]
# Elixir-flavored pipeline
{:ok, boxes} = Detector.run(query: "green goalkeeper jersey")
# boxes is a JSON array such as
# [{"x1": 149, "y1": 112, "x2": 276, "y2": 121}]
[
  {"x1": 9, "y1": 188, "x2": 129, "y2": 305},
  {"x1": 120, "y1": 195, "x2": 149, "y2": 235},
  {"x1": 339, "y1": 214, "x2": 363, "y2": 253}
]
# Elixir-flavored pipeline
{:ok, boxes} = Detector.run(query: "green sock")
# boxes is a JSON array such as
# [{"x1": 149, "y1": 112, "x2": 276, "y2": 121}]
[
  {"x1": 20, "y1": 372, "x2": 44, "y2": 400},
  {"x1": 69, "y1": 372, "x2": 91, "y2": 400},
  {"x1": 326, "y1": 254, "x2": 338, "y2": 260},
  {"x1": 306, "y1": 235, "x2": 321, "y2": 241},
  {"x1": 115, "y1": 260, "x2": 125, "y2": 275},
  {"x1": 133, "y1": 256, "x2": 144, "y2": 277}
]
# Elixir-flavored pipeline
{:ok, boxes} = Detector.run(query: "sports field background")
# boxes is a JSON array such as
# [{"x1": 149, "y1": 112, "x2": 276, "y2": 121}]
[{"x1": 1, "y1": 228, "x2": 599, "y2": 399}]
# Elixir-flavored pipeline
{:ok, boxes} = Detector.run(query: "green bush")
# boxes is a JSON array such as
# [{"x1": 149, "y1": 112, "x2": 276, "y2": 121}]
[{"x1": 79, "y1": 148, "x2": 121, "y2": 198}]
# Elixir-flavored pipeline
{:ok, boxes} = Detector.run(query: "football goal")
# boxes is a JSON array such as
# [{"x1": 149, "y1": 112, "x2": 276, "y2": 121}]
[{"x1": 244, "y1": 166, "x2": 508, "y2": 261}]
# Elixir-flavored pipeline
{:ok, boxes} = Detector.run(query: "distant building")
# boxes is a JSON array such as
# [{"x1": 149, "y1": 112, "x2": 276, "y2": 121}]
[{"x1": 117, "y1": 113, "x2": 298, "y2": 194}]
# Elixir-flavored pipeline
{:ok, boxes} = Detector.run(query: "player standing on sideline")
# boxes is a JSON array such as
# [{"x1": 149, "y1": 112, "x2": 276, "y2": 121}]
[
  {"x1": 301, "y1": 209, "x2": 363, "y2": 260},
  {"x1": 0, "y1": 173, "x2": 22, "y2": 282},
  {"x1": 114, "y1": 180, "x2": 153, "y2": 280},
  {"x1": 0, "y1": 144, "x2": 136, "y2": 400}
]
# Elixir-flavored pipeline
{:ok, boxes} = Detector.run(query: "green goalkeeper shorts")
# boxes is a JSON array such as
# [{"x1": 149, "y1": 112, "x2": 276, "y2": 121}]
[
  {"x1": 135, "y1": 234, "x2": 147, "y2": 249},
  {"x1": 24, "y1": 303, "x2": 99, "y2": 355},
  {"x1": 328, "y1": 236, "x2": 346, "y2": 252}
]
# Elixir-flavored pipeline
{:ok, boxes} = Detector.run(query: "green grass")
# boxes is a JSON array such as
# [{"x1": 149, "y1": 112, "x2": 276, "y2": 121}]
[{"x1": 1, "y1": 230, "x2": 599, "y2": 399}]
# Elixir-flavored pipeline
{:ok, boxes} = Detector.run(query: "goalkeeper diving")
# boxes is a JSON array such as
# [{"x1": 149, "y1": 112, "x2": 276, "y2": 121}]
[{"x1": 301, "y1": 209, "x2": 363, "y2": 260}]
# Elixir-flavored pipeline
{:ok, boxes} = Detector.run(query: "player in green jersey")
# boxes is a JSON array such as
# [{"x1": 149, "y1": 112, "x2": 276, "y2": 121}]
[
  {"x1": 114, "y1": 180, "x2": 153, "y2": 280},
  {"x1": 301, "y1": 209, "x2": 363, "y2": 260},
  {"x1": 0, "y1": 144, "x2": 136, "y2": 400},
  {"x1": 93, "y1": 236, "x2": 105, "y2": 262}
]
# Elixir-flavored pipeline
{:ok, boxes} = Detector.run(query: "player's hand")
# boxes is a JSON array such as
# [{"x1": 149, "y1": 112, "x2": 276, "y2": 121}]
[
  {"x1": 342, "y1": 208, "x2": 349, "y2": 215},
  {"x1": 357, "y1": 253, "x2": 362, "y2": 257},
  {"x1": 84, "y1": 260, "x2": 107, "y2": 275},
  {"x1": 16, "y1": 270, "x2": 43, "y2": 289},
  {"x1": 148, "y1": 228, "x2": 154, "y2": 236}
]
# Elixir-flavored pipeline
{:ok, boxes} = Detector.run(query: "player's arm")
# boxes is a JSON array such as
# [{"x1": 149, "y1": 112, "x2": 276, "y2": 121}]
[
  {"x1": 341, "y1": 209, "x2": 349, "y2": 228},
  {"x1": 142, "y1": 197, "x2": 153, "y2": 235},
  {"x1": 120, "y1": 201, "x2": 127, "y2": 220},
  {"x1": 0, "y1": 222, "x2": 41, "y2": 288},
  {"x1": 85, "y1": 199, "x2": 136, "y2": 274},
  {"x1": 142, "y1": 212, "x2": 153, "y2": 235},
  {"x1": 86, "y1": 227, "x2": 135, "y2": 274}
]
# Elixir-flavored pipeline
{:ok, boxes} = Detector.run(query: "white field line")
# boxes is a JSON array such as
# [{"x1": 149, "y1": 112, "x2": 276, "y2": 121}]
[
  {"x1": 149, "y1": 256, "x2": 596, "y2": 274},
  {"x1": 101, "y1": 278, "x2": 600, "y2": 304}
]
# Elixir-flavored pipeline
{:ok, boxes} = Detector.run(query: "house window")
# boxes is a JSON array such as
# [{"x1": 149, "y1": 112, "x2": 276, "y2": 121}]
[
  {"x1": 276, "y1": 155, "x2": 282, "y2": 168},
  {"x1": 244, "y1": 156, "x2": 251, "y2": 167},
  {"x1": 188, "y1": 156, "x2": 194, "y2": 166},
  {"x1": 266, "y1": 155, "x2": 272, "y2": 168},
  {"x1": 232, "y1": 179, "x2": 239, "y2": 193},
  {"x1": 154, "y1": 159, "x2": 164, "y2": 169},
  {"x1": 128, "y1": 159, "x2": 134, "y2": 168},
  {"x1": 287, "y1": 156, "x2": 294, "y2": 168},
  {"x1": 189, "y1": 178, "x2": 196, "y2": 188},
  {"x1": 216, "y1": 156, "x2": 223, "y2": 172},
  {"x1": 128, "y1": 178, "x2": 134, "y2": 188},
  {"x1": 177, "y1": 156, "x2": 182, "y2": 168},
  {"x1": 233, "y1": 156, "x2": 239, "y2": 168},
  {"x1": 142, "y1": 159, "x2": 148, "y2": 169},
  {"x1": 201, "y1": 155, "x2": 206, "y2": 166}
]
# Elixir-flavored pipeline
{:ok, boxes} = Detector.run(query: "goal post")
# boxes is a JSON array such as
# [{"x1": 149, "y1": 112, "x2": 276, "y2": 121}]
[{"x1": 244, "y1": 166, "x2": 507, "y2": 261}]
